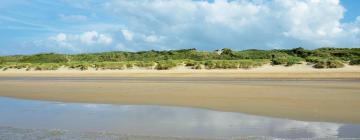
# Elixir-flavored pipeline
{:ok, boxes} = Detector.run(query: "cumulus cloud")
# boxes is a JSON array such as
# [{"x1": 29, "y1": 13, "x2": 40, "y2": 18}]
[
  {"x1": 121, "y1": 29, "x2": 134, "y2": 41},
  {"x1": 20, "y1": 0, "x2": 360, "y2": 54},
  {"x1": 144, "y1": 35, "x2": 163, "y2": 43},
  {"x1": 50, "y1": 31, "x2": 112, "y2": 46},
  {"x1": 102, "y1": 0, "x2": 359, "y2": 50},
  {"x1": 50, "y1": 33, "x2": 67, "y2": 42},
  {"x1": 79, "y1": 31, "x2": 113, "y2": 45}
]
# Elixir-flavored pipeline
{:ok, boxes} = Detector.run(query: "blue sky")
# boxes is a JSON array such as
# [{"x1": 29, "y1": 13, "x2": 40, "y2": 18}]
[{"x1": 0, "y1": 0, "x2": 359, "y2": 55}]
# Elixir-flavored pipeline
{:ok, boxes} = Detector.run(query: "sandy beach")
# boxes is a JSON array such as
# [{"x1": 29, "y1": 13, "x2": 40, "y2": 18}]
[
  {"x1": 1, "y1": 64, "x2": 360, "y2": 79},
  {"x1": 0, "y1": 64, "x2": 360, "y2": 124}
]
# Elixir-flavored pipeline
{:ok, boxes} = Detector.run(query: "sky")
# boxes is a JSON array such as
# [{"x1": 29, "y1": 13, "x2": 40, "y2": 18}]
[{"x1": 0, "y1": 0, "x2": 359, "y2": 55}]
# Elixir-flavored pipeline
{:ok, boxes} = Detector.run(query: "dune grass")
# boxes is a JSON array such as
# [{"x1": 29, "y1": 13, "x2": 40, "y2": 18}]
[{"x1": 0, "y1": 47, "x2": 359, "y2": 70}]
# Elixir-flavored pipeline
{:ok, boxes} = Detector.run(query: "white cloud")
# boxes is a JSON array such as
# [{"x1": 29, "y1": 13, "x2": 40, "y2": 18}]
[
  {"x1": 144, "y1": 35, "x2": 162, "y2": 43},
  {"x1": 21, "y1": 0, "x2": 360, "y2": 54},
  {"x1": 78, "y1": 31, "x2": 113, "y2": 45},
  {"x1": 121, "y1": 29, "x2": 134, "y2": 41},
  {"x1": 98, "y1": 34, "x2": 113, "y2": 45},
  {"x1": 102, "y1": 0, "x2": 359, "y2": 50},
  {"x1": 50, "y1": 33, "x2": 67, "y2": 42},
  {"x1": 48, "y1": 31, "x2": 112, "y2": 48}
]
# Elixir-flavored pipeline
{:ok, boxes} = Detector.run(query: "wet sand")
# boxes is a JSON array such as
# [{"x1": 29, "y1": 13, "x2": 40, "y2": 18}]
[{"x1": 0, "y1": 71, "x2": 359, "y2": 124}]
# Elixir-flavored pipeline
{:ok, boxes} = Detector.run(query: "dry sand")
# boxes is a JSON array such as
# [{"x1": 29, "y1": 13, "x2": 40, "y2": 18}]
[
  {"x1": 0, "y1": 64, "x2": 360, "y2": 123},
  {"x1": 0, "y1": 63, "x2": 360, "y2": 79}
]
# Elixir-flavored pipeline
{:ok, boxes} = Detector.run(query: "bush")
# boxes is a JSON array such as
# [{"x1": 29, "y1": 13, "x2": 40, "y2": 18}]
[
  {"x1": 67, "y1": 63, "x2": 90, "y2": 71},
  {"x1": 272, "y1": 56, "x2": 302, "y2": 66},
  {"x1": 8, "y1": 63, "x2": 31, "y2": 69},
  {"x1": 286, "y1": 56, "x2": 303, "y2": 66},
  {"x1": 126, "y1": 62, "x2": 133, "y2": 69},
  {"x1": 204, "y1": 61, "x2": 216, "y2": 69},
  {"x1": 184, "y1": 60, "x2": 197, "y2": 66},
  {"x1": 314, "y1": 59, "x2": 344, "y2": 69},
  {"x1": 238, "y1": 60, "x2": 266, "y2": 69},
  {"x1": 134, "y1": 61, "x2": 155, "y2": 68},
  {"x1": 34, "y1": 64, "x2": 60, "y2": 71},
  {"x1": 305, "y1": 56, "x2": 322, "y2": 63},
  {"x1": 349, "y1": 58, "x2": 360, "y2": 65},
  {"x1": 94, "y1": 62, "x2": 124, "y2": 70},
  {"x1": 192, "y1": 64, "x2": 202, "y2": 69},
  {"x1": 155, "y1": 60, "x2": 179, "y2": 70},
  {"x1": 271, "y1": 57, "x2": 288, "y2": 65},
  {"x1": 204, "y1": 60, "x2": 267, "y2": 69},
  {"x1": 20, "y1": 53, "x2": 68, "y2": 63}
]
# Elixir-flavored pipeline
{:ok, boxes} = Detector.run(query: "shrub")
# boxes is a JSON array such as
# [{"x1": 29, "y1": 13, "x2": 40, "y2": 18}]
[
  {"x1": 314, "y1": 59, "x2": 344, "y2": 69},
  {"x1": 204, "y1": 61, "x2": 216, "y2": 69},
  {"x1": 349, "y1": 58, "x2": 360, "y2": 65},
  {"x1": 134, "y1": 61, "x2": 155, "y2": 68},
  {"x1": 271, "y1": 57, "x2": 288, "y2": 65},
  {"x1": 305, "y1": 56, "x2": 322, "y2": 63},
  {"x1": 216, "y1": 61, "x2": 238, "y2": 69},
  {"x1": 126, "y1": 62, "x2": 133, "y2": 69},
  {"x1": 184, "y1": 60, "x2": 197, "y2": 66},
  {"x1": 272, "y1": 56, "x2": 302, "y2": 66},
  {"x1": 20, "y1": 53, "x2": 68, "y2": 63},
  {"x1": 67, "y1": 63, "x2": 89, "y2": 71},
  {"x1": 94, "y1": 62, "x2": 124, "y2": 70},
  {"x1": 192, "y1": 64, "x2": 202, "y2": 69},
  {"x1": 2, "y1": 63, "x2": 31, "y2": 70},
  {"x1": 34, "y1": 64, "x2": 60, "y2": 71},
  {"x1": 286, "y1": 56, "x2": 303, "y2": 66},
  {"x1": 238, "y1": 60, "x2": 266, "y2": 69},
  {"x1": 155, "y1": 60, "x2": 178, "y2": 70}
]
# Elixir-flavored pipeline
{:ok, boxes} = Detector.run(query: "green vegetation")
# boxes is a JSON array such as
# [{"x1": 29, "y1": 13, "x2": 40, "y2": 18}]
[
  {"x1": 272, "y1": 56, "x2": 303, "y2": 66},
  {"x1": 350, "y1": 58, "x2": 360, "y2": 65},
  {"x1": 313, "y1": 59, "x2": 345, "y2": 69},
  {"x1": 155, "y1": 60, "x2": 180, "y2": 70},
  {"x1": 0, "y1": 47, "x2": 359, "y2": 71}
]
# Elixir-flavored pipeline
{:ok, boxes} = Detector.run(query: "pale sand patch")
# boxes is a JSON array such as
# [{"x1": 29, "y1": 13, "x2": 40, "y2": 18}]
[
  {"x1": 0, "y1": 63, "x2": 359, "y2": 78},
  {"x1": 0, "y1": 77, "x2": 359, "y2": 124}
]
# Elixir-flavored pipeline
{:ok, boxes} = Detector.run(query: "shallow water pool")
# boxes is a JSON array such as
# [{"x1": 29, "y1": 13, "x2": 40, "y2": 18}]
[{"x1": 0, "y1": 97, "x2": 359, "y2": 139}]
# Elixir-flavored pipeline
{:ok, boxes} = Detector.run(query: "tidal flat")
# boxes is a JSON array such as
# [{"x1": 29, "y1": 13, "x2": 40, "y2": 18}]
[{"x1": 0, "y1": 75, "x2": 359, "y2": 124}]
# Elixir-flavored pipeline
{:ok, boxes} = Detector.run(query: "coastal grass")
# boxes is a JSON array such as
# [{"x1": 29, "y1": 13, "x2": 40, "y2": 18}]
[{"x1": 1, "y1": 47, "x2": 359, "y2": 70}]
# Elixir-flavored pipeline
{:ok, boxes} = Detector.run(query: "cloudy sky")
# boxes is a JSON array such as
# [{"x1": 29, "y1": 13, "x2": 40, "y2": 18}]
[{"x1": 0, "y1": 0, "x2": 359, "y2": 55}]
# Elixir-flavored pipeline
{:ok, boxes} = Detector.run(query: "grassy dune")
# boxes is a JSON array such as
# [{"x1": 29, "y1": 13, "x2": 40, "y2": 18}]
[{"x1": 0, "y1": 47, "x2": 359, "y2": 71}]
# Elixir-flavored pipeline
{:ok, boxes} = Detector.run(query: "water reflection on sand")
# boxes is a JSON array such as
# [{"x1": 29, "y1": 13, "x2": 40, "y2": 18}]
[{"x1": 0, "y1": 97, "x2": 359, "y2": 139}]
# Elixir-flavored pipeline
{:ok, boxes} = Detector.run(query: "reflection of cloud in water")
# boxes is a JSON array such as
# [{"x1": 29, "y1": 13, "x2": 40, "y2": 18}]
[
  {"x1": 0, "y1": 97, "x2": 357, "y2": 139},
  {"x1": 271, "y1": 121, "x2": 340, "y2": 138}
]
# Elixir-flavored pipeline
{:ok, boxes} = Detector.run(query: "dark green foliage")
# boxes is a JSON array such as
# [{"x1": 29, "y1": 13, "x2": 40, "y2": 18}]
[
  {"x1": 305, "y1": 56, "x2": 322, "y2": 63},
  {"x1": 271, "y1": 57, "x2": 288, "y2": 65},
  {"x1": 314, "y1": 59, "x2": 344, "y2": 69},
  {"x1": 192, "y1": 64, "x2": 202, "y2": 69},
  {"x1": 33, "y1": 64, "x2": 60, "y2": 71},
  {"x1": 349, "y1": 58, "x2": 360, "y2": 65},
  {"x1": 20, "y1": 53, "x2": 68, "y2": 63},
  {"x1": 134, "y1": 61, "x2": 155, "y2": 68},
  {"x1": 285, "y1": 56, "x2": 303, "y2": 66},
  {"x1": 155, "y1": 60, "x2": 179, "y2": 70},
  {"x1": 204, "y1": 60, "x2": 267, "y2": 69},
  {"x1": 272, "y1": 56, "x2": 303, "y2": 66},
  {"x1": 94, "y1": 62, "x2": 124, "y2": 70},
  {"x1": 66, "y1": 63, "x2": 90, "y2": 71}
]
